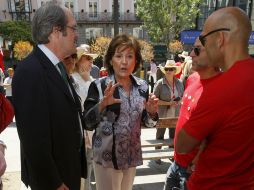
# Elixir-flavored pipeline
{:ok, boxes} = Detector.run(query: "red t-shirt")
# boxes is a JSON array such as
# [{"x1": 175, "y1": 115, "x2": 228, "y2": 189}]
[
  {"x1": 182, "y1": 58, "x2": 254, "y2": 190},
  {"x1": 175, "y1": 62, "x2": 182, "y2": 79},
  {"x1": 174, "y1": 72, "x2": 220, "y2": 167}
]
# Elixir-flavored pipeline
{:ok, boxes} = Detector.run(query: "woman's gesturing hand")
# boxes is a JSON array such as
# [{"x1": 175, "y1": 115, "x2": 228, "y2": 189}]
[
  {"x1": 99, "y1": 80, "x2": 122, "y2": 112},
  {"x1": 145, "y1": 93, "x2": 158, "y2": 117}
]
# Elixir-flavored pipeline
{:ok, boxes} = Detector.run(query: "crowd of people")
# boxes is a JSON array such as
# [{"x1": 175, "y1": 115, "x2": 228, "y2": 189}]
[{"x1": 0, "y1": 1, "x2": 254, "y2": 190}]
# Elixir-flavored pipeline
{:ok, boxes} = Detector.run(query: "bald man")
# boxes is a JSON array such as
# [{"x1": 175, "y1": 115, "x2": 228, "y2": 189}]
[
  {"x1": 163, "y1": 38, "x2": 221, "y2": 190},
  {"x1": 176, "y1": 7, "x2": 254, "y2": 190}
]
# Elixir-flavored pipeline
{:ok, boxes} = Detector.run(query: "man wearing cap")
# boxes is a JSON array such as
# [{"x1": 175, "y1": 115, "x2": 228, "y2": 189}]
[{"x1": 153, "y1": 60, "x2": 184, "y2": 164}]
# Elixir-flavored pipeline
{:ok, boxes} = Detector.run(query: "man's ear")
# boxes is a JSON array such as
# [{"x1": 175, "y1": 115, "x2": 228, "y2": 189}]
[
  {"x1": 52, "y1": 26, "x2": 60, "y2": 34},
  {"x1": 217, "y1": 32, "x2": 227, "y2": 48},
  {"x1": 51, "y1": 26, "x2": 62, "y2": 39}
]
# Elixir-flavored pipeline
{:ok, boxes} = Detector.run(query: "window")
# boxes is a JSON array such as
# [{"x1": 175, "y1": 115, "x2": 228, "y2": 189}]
[
  {"x1": 64, "y1": 0, "x2": 74, "y2": 12},
  {"x1": 237, "y1": 0, "x2": 247, "y2": 12},
  {"x1": 9, "y1": 0, "x2": 32, "y2": 21},
  {"x1": 15, "y1": 0, "x2": 25, "y2": 12},
  {"x1": 41, "y1": 0, "x2": 51, "y2": 6},
  {"x1": 133, "y1": 27, "x2": 143, "y2": 38},
  {"x1": 134, "y1": 2, "x2": 137, "y2": 14},
  {"x1": 111, "y1": 28, "x2": 123, "y2": 37},
  {"x1": 89, "y1": 1, "x2": 98, "y2": 18},
  {"x1": 85, "y1": 28, "x2": 103, "y2": 40}
]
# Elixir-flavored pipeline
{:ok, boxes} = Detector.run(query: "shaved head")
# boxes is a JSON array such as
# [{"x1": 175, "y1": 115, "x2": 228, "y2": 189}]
[
  {"x1": 205, "y1": 7, "x2": 251, "y2": 46},
  {"x1": 202, "y1": 7, "x2": 251, "y2": 71}
]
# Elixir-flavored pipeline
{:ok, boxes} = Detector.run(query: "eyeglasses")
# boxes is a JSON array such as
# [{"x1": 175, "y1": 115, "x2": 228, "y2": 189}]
[
  {"x1": 64, "y1": 53, "x2": 77, "y2": 60},
  {"x1": 192, "y1": 46, "x2": 201, "y2": 56},
  {"x1": 66, "y1": 25, "x2": 78, "y2": 32},
  {"x1": 199, "y1": 28, "x2": 230, "y2": 46},
  {"x1": 164, "y1": 68, "x2": 176, "y2": 72}
]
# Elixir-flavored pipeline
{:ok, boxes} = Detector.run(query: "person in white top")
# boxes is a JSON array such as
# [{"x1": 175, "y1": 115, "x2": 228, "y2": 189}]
[
  {"x1": 147, "y1": 59, "x2": 157, "y2": 92},
  {"x1": 4, "y1": 68, "x2": 14, "y2": 104},
  {"x1": 149, "y1": 59, "x2": 157, "y2": 82},
  {"x1": 72, "y1": 44, "x2": 98, "y2": 190}
]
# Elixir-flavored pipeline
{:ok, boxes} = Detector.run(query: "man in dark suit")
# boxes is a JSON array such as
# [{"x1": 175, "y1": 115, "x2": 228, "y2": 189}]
[{"x1": 12, "y1": 2, "x2": 86, "y2": 190}]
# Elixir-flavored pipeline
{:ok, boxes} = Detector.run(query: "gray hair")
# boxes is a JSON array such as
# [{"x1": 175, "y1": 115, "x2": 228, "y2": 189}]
[{"x1": 32, "y1": 1, "x2": 67, "y2": 44}]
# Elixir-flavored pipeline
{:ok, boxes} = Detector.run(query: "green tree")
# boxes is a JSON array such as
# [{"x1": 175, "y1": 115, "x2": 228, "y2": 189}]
[
  {"x1": 0, "y1": 21, "x2": 32, "y2": 46},
  {"x1": 136, "y1": 0, "x2": 201, "y2": 44}
]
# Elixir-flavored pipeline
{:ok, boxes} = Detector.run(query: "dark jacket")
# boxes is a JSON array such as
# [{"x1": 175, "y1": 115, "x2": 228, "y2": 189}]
[{"x1": 12, "y1": 46, "x2": 86, "y2": 190}]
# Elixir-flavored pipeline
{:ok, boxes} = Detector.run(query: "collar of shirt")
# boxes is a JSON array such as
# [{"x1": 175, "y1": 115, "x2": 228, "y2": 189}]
[
  {"x1": 106, "y1": 74, "x2": 142, "y2": 87},
  {"x1": 38, "y1": 44, "x2": 60, "y2": 66},
  {"x1": 162, "y1": 77, "x2": 176, "y2": 85}
]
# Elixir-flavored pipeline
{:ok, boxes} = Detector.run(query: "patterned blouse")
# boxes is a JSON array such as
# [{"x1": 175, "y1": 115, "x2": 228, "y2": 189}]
[{"x1": 83, "y1": 75, "x2": 158, "y2": 170}]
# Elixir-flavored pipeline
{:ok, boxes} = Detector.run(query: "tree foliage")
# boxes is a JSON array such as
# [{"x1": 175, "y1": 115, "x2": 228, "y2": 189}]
[
  {"x1": 91, "y1": 36, "x2": 112, "y2": 58},
  {"x1": 168, "y1": 40, "x2": 183, "y2": 54},
  {"x1": 136, "y1": 0, "x2": 202, "y2": 44},
  {"x1": 138, "y1": 39, "x2": 154, "y2": 62},
  {"x1": 0, "y1": 21, "x2": 32, "y2": 45}
]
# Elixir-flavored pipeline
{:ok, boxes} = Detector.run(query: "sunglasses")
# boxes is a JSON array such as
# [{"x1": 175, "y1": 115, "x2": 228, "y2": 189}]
[
  {"x1": 164, "y1": 67, "x2": 176, "y2": 72},
  {"x1": 199, "y1": 28, "x2": 230, "y2": 46},
  {"x1": 192, "y1": 46, "x2": 201, "y2": 56}
]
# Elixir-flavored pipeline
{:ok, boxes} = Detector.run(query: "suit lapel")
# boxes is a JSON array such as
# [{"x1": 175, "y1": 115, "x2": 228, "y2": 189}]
[{"x1": 33, "y1": 47, "x2": 74, "y2": 102}]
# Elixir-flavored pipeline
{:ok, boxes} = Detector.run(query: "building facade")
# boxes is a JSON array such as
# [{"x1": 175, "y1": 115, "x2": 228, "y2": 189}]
[
  {"x1": 0, "y1": 0, "x2": 254, "y2": 46},
  {"x1": 197, "y1": 0, "x2": 253, "y2": 30},
  {"x1": 0, "y1": 0, "x2": 147, "y2": 45}
]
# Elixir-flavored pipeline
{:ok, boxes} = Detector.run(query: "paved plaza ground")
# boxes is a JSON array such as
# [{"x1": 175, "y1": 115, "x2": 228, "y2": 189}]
[{"x1": 1, "y1": 122, "x2": 172, "y2": 190}]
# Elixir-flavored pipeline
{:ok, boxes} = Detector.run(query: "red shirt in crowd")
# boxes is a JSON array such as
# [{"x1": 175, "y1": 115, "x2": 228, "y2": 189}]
[
  {"x1": 174, "y1": 72, "x2": 220, "y2": 168},
  {"x1": 181, "y1": 58, "x2": 254, "y2": 190}
]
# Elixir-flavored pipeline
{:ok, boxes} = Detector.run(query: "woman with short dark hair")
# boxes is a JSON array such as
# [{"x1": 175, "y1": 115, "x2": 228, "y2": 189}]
[{"x1": 83, "y1": 34, "x2": 158, "y2": 190}]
